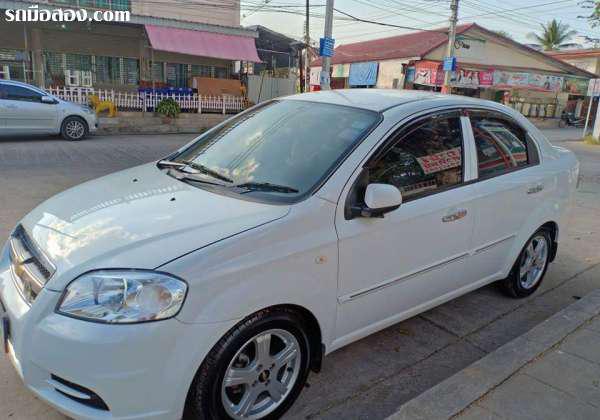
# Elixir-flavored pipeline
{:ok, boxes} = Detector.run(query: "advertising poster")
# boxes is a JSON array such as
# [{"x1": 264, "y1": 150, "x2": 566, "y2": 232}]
[{"x1": 348, "y1": 61, "x2": 379, "y2": 86}]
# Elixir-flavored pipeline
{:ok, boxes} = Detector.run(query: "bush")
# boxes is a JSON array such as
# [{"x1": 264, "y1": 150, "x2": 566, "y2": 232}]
[{"x1": 156, "y1": 98, "x2": 181, "y2": 119}]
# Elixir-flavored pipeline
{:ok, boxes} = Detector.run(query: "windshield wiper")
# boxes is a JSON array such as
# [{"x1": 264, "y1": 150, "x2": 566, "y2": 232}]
[
  {"x1": 158, "y1": 159, "x2": 233, "y2": 184},
  {"x1": 167, "y1": 168, "x2": 229, "y2": 187},
  {"x1": 179, "y1": 160, "x2": 233, "y2": 184},
  {"x1": 157, "y1": 159, "x2": 186, "y2": 168},
  {"x1": 232, "y1": 182, "x2": 299, "y2": 194}
]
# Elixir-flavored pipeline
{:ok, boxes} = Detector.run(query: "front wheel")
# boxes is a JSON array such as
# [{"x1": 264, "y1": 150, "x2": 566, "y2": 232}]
[
  {"x1": 501, "y1": 228, "x2": 552, "y2": 298},
  {"x1": 61, "y1": 116, "x2": 88, "y2": 141},
  {"x1": 558, "y1": 119, "x2": 567, "y2": 128},
  {"x1": 184, "y1": 308, "x2": 311, "y2": 420}
]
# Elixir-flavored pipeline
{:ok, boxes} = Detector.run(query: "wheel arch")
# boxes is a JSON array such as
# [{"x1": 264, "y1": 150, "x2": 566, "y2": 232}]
[
  {"x1": 274, "y1": 303, "x2": 324, "y2": 373},
  {"x1": 539, "y1": 220, "x2": 559, "y2": 262},
  {"x1": 61, "y1": 114, "x2": 89, "y2": 129}
]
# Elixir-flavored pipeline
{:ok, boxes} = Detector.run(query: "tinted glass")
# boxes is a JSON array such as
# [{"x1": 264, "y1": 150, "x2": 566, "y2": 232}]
[
  {"x1": 174, "y1": 100, "x2": 379, "y2": 200},
  {"x1": 471, "y1": 114, "x2": 528, "y2": 178},
  {"x1": 1, "y1": 84, "x2": 42, "y2": 102},
  {"x1": 370, "y1": 114, "x2": 463, "y2": 200}
]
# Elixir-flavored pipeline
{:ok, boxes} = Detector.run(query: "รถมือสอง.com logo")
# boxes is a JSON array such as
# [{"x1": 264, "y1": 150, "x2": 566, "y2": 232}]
[{"x1": 3, "y1": 5, "x2": 131, "y2": 23}]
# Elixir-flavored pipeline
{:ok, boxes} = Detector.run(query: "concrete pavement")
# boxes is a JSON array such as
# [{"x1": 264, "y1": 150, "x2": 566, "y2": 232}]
[
  {"x1": 390, "y1": 287, "x2": 600, "y2": 420},
  {"x1": 0, "y1": 129, "x2": 599, "y2": 419}
]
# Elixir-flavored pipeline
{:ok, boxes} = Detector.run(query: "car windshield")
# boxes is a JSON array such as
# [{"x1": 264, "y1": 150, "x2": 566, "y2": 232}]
[{"x1": 170, "y1": 100, "x2": 380, "y2": 202}]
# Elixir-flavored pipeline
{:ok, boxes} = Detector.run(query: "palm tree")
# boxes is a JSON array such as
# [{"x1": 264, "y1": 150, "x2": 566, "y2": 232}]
[{"x1": 527, "y1": 19, "x2": 577, "y2": 51}]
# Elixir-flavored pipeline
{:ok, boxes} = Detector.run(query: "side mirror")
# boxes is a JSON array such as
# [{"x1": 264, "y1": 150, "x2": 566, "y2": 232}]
[
  {"x1": 41, "y1": 96, "x2": 57, "y2": 104},
  {"x1": 351, "y1": 183, "x2": 402, "y2": 218}
]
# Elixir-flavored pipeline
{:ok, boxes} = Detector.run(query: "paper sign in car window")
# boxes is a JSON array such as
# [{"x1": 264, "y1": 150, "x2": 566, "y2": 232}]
[{"x1": 416, "y1": 147, "x2": 462, "y2": 175}]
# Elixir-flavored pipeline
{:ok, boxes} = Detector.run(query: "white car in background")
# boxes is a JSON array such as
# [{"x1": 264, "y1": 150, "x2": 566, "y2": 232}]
[
  {"x1": 0, "y1": 90, "x2": 578, "y2": 420},
  {"x1": 0, "y1": 80, "x2": 97, "y2": 141}
]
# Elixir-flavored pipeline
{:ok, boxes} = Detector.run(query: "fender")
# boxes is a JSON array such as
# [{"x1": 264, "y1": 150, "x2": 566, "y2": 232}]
[{"x1": 160, "y1": 197, "x2": 339, "y2": 350}]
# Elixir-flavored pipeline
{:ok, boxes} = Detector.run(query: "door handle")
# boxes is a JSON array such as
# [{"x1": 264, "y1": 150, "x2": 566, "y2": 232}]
[
  {"x1": 442, "y1": 209, "x2": 467, "y2": 223},
  {"x1": 527, "y1": 184, "x2": 544, "y2": 194}
]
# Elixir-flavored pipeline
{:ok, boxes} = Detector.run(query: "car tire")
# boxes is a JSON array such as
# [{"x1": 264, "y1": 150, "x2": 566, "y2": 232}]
[
  {"x1": 61, "y1": 116, "x2": 88, "y2": 141},
  {"x1": 501, "y1": 228, "x2": 552, "y2": 298},
  {"x1": 184, "y1": 307, "x2": 312, "y2": 420}
]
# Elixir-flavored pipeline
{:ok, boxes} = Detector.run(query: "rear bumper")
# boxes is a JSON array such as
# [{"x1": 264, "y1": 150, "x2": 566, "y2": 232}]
[{"x1": 0, "y1": 244, "x2": 238, "y2": 420}]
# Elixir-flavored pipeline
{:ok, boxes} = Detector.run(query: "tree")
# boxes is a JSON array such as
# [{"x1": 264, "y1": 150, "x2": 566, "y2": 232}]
[
  {"x1": 526, "y1": 19, "x2": 578, "y2": 50},
  {"x1": 580, "y1": 1, "x2": 600, "y2": 28}
]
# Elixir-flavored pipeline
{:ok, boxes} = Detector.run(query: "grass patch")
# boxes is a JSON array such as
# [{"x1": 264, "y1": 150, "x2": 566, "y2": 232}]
[{"x1": 582, "y1": 135, "x2": 600, "y2": 145}]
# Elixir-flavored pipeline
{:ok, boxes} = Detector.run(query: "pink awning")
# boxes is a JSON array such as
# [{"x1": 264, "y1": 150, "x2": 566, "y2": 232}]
[{"x1": 145, "y1": 25, "x2": 260, "y2": 62}]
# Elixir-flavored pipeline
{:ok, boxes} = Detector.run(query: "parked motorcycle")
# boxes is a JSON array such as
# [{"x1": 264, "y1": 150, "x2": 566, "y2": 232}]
[{"x1": 559, "y1": 111, "x2": 586, "y2": 128}]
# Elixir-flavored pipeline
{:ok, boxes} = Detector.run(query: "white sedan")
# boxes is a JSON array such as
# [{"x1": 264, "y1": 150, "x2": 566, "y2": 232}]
[
  {"x1": 0, "y1": 80, "x2": 97, "y2": 141},
  {"x1": 0, "y1": 90, "x2": 578, "y2": 420}
]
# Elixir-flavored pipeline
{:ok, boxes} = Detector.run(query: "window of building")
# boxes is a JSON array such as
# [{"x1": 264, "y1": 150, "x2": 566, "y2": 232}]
[
  {"x1": 121, "y1": 57, "x2": 139, "y2": 85},
  {"x1": 369, "y1": 114, "x2": 464, "y2": 200},
  {"x1": 166, "y1": 63, "x2": 188, "y2": 87},
  {"x1": 44, "y1": 51, "x2": 65, "y2": 86},
  {"x1": 44, "y1": 52, "x2": 139, "y2": 87},
  {"x1": 215, "y1": 66, "x2": 229, "y2": 79},
  {"x1": 49, "y1": 0, "x2": 131, "y2": 10},
  {"x1": 470, "y1": 113, "x2": 529, "y2": 178},
  {"x1": 151, "y1": 61, "x2": 165, "y2": 83},
  {"x1": 0, "y1": 49, "x2": 29, "y2": 82},
  {"x1": 191, "y1": 64, "x2": 213, "y2": 78},
  {"x1": 95, "y1": 55, "x2": 121, "y2": 85}
]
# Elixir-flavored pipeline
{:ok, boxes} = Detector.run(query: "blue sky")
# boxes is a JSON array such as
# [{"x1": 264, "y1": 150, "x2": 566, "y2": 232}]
[{"x1": 242, "y1": 0, "x2": 600, "y2": 46}]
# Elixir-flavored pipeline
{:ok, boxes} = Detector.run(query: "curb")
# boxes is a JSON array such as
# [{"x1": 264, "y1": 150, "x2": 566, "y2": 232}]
[{"x1": 386, "y1": 289, "x2": 600, "y2": 420}]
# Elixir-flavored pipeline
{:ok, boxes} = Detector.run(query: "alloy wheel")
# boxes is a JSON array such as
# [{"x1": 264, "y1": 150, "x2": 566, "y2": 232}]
[
  {"x1": 519, "y1": 234, "x2": 548, "y2": 290},
  {"x1": 221, "y1": 328, "x2": 301, "y2": 419},
  {"x1": 65, "y1": 120, "x2": 85, "y2": 139}
]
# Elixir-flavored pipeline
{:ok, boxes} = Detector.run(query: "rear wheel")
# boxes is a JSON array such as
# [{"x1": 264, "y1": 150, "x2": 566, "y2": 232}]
[
  {"x1": 558, "y1": 119, "x2": 567, "y2": 128},
  {"x1": 61, "y1": 116, "x2": 88, "y2": 141},
  {"x1": 184, "y1": 308, "x2": 311, "y2": 420},
  {"x1": 501, "y1": 228, "x2": 551, "y2": 298}
]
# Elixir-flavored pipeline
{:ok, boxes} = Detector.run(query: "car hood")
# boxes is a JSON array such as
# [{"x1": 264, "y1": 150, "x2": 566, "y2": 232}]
[{"x1": 19, "y1": 163, "x2": 290, "y2": 291}]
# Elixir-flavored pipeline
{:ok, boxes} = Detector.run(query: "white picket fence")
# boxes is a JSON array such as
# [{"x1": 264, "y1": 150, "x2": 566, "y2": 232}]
[{"x1": 46, "y1": 86, "x2": 248, "y2": 114}]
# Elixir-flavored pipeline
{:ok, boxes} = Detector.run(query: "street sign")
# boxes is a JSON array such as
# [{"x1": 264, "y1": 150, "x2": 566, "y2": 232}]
[
  {"x1": 319, "y1": 37, "x2": 335, "y2": 57},
  {"x1": 443, "y1": 56, "x2": 457, "y2": 72},
  {"x1": 587, "y1": 78, "x2": 600, "y2": 97}
]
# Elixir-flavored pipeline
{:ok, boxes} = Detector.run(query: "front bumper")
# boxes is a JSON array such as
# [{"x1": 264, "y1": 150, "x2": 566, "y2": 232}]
[{"x1": 0, "y1": 248, "x2": 237, "y2": 420}]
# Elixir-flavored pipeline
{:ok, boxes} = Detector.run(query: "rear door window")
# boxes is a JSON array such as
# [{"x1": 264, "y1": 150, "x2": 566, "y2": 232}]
[{"x1": 470, "y1": 112, "x2": 530, "y2": 178}]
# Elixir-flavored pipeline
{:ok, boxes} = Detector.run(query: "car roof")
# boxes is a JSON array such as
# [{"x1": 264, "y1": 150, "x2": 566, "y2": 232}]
[{"x1": 283, "y1": 89, "x2": 489, "y2": 112}]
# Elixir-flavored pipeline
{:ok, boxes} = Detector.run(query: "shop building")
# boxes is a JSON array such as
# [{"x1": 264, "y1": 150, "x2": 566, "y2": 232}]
[
  {"x1": 311, "y1": 23, "x2": 594, "y2": 118},
  {"x1": 546, "y1": 48, "x2": 600, "y2": 76},
  {"x1": 0, "y1": 0, "x2": 260, "y2": 91}
]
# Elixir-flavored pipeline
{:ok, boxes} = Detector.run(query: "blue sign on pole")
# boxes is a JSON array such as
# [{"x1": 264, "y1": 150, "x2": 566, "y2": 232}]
[
  {"x1": 319, "y1": 37, "x2": 335, "y2": 57},
  {"x1": 443, "y1": 56, "x2": 457, "y2": 72}
]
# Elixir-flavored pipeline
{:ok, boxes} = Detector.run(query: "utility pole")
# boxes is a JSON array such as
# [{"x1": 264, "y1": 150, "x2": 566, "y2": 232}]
[
  {"x1": 320, "y1": 0, "x2": 334, "y2": 90},
  {"x1": 304, "y1": 0, "x2": 310, "y2": 92},
  {"x1": 441, "y1": 0, "x2": 459, "y2": 94}
]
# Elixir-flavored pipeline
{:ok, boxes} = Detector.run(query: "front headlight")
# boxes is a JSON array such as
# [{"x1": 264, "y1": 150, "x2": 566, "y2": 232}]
[{"x1": 57, "y1": 270, "x2": 187, "y2": 324}]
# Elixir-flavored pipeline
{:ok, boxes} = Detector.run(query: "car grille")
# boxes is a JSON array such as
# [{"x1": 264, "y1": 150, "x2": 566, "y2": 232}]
[{"x1": 8, "y1": 225, "x2": 55, "y2": 304}]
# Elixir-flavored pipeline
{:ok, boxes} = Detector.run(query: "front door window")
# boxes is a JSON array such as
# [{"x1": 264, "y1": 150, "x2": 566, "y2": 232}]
[{"x1": 369, "y1": 114, "x2": 464, "y2": 201}]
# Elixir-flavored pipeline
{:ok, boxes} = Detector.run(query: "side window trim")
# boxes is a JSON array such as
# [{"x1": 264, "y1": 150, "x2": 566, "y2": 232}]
[
  {"x1": 365, "y1": 110, "x2": 467, "y2": 204},
  {"x1": 460, "y1": 115, "x2": 478, "y2": 182}
]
